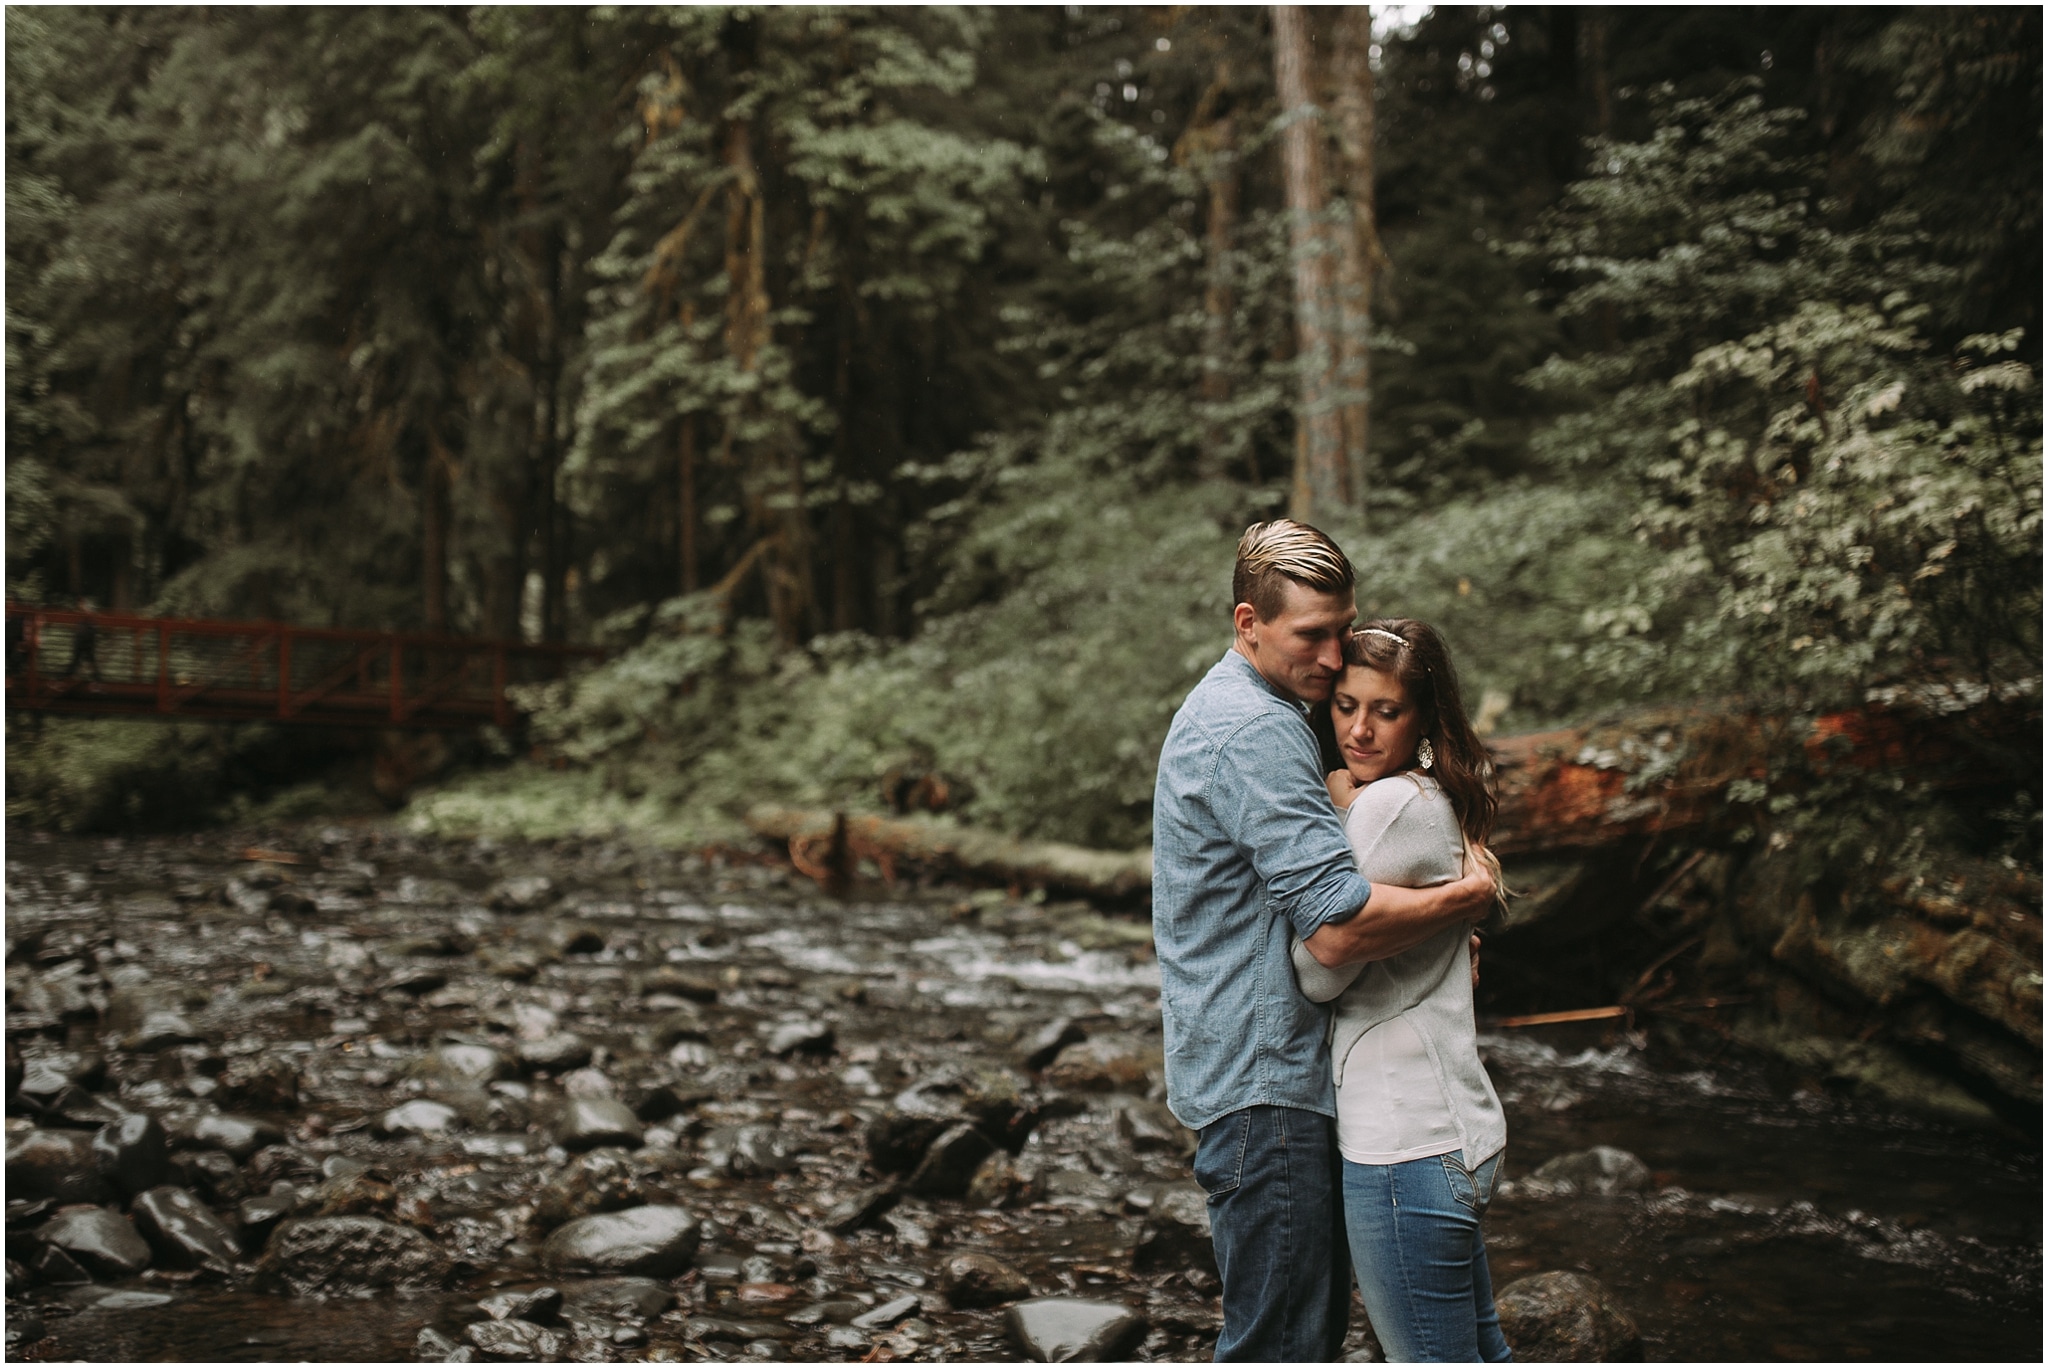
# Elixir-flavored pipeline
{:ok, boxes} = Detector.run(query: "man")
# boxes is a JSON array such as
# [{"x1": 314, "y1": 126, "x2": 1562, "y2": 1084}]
[{"x1": 1152, "y1": 519, "x2": 1497, "y2": 1361}]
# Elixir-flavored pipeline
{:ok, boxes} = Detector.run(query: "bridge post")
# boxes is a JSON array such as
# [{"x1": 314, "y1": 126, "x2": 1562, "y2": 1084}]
[{"x1": 277, "y1": 630, "x2": 292, "y2": 719}]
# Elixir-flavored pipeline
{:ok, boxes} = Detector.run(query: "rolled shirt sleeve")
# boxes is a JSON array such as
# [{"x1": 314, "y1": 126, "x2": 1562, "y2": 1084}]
[{"x1": 1207, "y1": 709, "x2": 1373, "y2": 941}]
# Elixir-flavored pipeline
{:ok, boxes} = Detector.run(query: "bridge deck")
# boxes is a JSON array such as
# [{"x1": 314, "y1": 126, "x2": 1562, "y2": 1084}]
[{"x1": 5, "y1": 604, "x2": 600, "y2": 728}]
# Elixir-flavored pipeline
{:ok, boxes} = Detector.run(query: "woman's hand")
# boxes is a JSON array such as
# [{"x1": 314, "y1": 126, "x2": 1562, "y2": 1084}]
[{"x1": 1327, "y1": 768, "x2": 1361, "y2": 809}]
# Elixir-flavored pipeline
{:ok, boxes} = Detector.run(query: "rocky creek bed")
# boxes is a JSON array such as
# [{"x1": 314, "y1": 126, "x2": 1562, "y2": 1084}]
[{"x1": 5, "y1": 827, "x2": 2041, "y2": 1361}]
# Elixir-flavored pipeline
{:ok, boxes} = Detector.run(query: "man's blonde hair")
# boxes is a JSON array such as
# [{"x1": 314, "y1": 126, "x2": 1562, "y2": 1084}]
[{"x1": 1233, "y1": 519, "x2": 1355, "y2": 622}]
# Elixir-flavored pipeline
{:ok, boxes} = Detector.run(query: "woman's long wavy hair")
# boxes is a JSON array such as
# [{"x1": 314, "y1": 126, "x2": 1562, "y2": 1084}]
[{"x1": 1320, "y1": 616, "x2": 1507, "y2": 905}]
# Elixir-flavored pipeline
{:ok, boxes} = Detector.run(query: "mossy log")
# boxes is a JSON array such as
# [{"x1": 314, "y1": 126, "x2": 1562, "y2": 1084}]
[{"x1": 744, "y1": 805, "x2": 1152, "y2": 901}]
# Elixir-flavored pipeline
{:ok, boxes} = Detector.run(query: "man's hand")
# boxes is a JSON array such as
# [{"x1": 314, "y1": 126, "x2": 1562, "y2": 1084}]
[{"x1": 1326, "y1": 769, "x2": 1361, "y2": 809}]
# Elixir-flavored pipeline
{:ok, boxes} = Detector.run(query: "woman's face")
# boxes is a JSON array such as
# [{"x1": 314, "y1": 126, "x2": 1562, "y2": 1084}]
[{"x1": 1331, "y1": 664, "x2": 1424, "y2": 785}]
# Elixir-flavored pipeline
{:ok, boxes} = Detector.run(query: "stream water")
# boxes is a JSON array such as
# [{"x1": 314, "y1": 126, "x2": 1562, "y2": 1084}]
[{"x1": 5, "y1": 828, "x2": 2039, "y2": 1361}]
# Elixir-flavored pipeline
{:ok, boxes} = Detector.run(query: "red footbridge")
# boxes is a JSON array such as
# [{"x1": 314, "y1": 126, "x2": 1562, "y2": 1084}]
[{"x1": 4, "y1": 603, "x2": 601, "y2": 729}]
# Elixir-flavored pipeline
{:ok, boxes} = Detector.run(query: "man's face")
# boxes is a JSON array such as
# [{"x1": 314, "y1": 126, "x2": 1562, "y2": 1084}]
[{"x1": 1233, "y1": 580, "x2": 1357, "y2": 704}]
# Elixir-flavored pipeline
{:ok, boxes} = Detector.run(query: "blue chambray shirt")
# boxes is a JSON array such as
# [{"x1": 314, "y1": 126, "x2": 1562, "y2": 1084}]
[{"x1": 1151, "y1": 649, "x2": 1373, "y2": 1131}]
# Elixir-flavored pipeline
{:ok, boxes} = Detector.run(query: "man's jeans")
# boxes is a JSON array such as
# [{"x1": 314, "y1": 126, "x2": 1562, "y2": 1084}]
[
  {"x1": 1342, "y1": 1151, "x2": 1512, "y2": 1362},
  {"x1": 1195, "y1": 1105, "x2": 1350, "y2": 1361}
]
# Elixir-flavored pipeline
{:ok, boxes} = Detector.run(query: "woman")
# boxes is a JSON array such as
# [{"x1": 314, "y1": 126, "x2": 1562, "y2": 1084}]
[{"x1": 1292, "y1": 618, "x2": 1512, "y2": 1363}]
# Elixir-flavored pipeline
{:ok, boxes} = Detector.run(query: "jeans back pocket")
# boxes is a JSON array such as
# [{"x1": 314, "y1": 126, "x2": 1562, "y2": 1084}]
[
  {"x1": 1193, "y1": 1110, "x2": 1250, "y2": 1198},
  {"x1": 1440, "y1": 1150, "x2": 1502, "y2": 1215}
]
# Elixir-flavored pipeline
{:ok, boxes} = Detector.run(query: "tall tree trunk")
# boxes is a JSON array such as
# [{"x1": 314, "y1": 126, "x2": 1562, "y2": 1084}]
[
  {"x1": 722, "y1": 113, "x2": 812, "y2": 646},
  {"x1": 831, "y1": 310, "x2": 858, "y2": 632},
  {"x1": 1272, "y1": 5, "x2": 1349, "y2": 522},
  {"x1": 1330, "y1": 6, "x2": 1380, "y2": 511}
]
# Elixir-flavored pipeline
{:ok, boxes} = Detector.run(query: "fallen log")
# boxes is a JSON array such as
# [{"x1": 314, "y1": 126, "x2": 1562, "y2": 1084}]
[{"x1": 745, "y1": 805, "x2": 1152, "y2": 902}]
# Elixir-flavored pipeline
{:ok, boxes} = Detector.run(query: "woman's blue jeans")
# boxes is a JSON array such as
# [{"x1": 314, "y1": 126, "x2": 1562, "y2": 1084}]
[{"x1": 1342, "y1": 1150, "x2": 1512, "y2": 1362}]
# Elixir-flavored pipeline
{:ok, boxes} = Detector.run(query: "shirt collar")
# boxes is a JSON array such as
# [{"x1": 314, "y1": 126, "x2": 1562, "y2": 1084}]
[{"x1": 1222, "y1": 648, "x2": 1312, "y2": 717}]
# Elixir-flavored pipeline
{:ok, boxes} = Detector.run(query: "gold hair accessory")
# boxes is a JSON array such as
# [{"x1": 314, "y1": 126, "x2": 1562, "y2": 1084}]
[{"x1": 1357, "y1": 628, "x2": 1406, "y2": 646}]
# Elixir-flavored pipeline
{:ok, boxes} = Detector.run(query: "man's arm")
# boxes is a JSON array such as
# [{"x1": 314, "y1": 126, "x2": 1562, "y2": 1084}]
[{"x1": 1300, "y1": 860, "x2": 1495, "y2": 967}]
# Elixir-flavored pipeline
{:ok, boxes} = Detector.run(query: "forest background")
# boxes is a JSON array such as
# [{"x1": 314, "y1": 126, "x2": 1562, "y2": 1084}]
[{"x1": 6, "y1": 5, "x2": 2040, "y2": 867}]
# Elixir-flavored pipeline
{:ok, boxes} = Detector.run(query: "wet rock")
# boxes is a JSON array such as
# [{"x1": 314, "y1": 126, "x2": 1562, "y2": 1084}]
[
  {"x1": 851, "y1": 1293, "x2": 921, "y2": 1330},
  {"x1": 1006, "y1": 1297, "x2": 1148, "y2": 1362},
  {"x1": 415, "y1": 1326, "x2": 472, "y2": 1362},
  {"x1": 90, "y1": 1111, "x2": 169, "y2": 1198},
  {"x1": 966, "y1": 1151, "x2": 1026, "y2": 1208},
  {"x1": 246, "y1": 1143, "x2": 321, "y2": 1189},
  {"x1": 1527, "y1": 1146, "x2": 1652, "y2": 1197},
  {"x1": 763, "y1": 1019, "x2": 834, "y2": 1057},
  {"x1": 906, "y1": 1122, "x2": 997, "y2": 1199},
  {"x1": 863, "y1": 1113, "x2": 950, "y2": 1176},
  {"x1": 628, "y1": 1082, "x2": 705, "y2": 1123},
  {"x1": 1019, "y1": 1019, "x2": 1088, "y2": 1073},
  {"x1": 254, "y1": 1216, "x2": 452, "y2": 1296},
  {"x1": 1042, "y1": 1036, "x2": 1159, "y2": 1094},
  {"x1": 380, "y1": 965, "x2": 448, "y2": 996},
  {"x1": 38, "y1": 1205, "x2": 153, "y2": 1276},
  {"x1": 939, "y1": 1251, "x2": 1030, "y2": 1308},
  {"x1": 561, "y1": 1276, "x2": 674, "y2": 1321},
  {"x1": 1130, "y1": 1182, "x2": 1215, "y2": 1276},
  {"x1": 541, "y1": 1205, "x2": 701, "y2": 1278},
  {"x1": 556, "y1": 1098, "x2": 644, "y2": 1151},
  {"x1": 488, "y1": 876, "x2": 559, "y2": 911},
  {"x1": 169, "y1": 1149, "x2": 248, "y2": 1206},
  {"x1": 312, "y1": 1172, "x2": 398, "y2": 1218},
  {"x1": 560, "y1": 1067, "x2": 616, "y2": 1099},
  {"x1": 517, "y1": 1032, "x2": 592, "y2": 1073},
  {"x1": 1042, "y1": 1167, "x2": 1118, "y2": 1206},
  {"x1": 822, "y1": 1182, "x2": 901, "y2": 1235},
  {"x1": 1111, "y1": 1097, "x2": 1196, "y2": 1157},
  {"x1": 466, "y1": 1318, "x2": 564, "y2": 1360},
  {"x1": 1494, "y1": 1270, "x2": 1643, "y2": 1361},
  {"x1": 215, "y1": 1055, "x2": 299, "y2": 1111},
  {"x1": 479, "y1": 1285, "x2": 564, "y2": 1324},
  {"x1": 699, "y1": 1124, "x2": 797, "y2": 1176},
  {"x1": 883, "y1": 1207, "x2": 936, "y2": 1250},
  {"x1": 7, "y1": 1128, "x2": 114, "y2": 1204},
  {"x1": 236, "y1": 1189, "x2": 298, "y2": 1249},
  {"x1": 687, "y1": 1316, "x2": 796, "y2": 1344},
  {"x1": 103, "y1": 987, "x2": 203, "y2": 1051},
  {"x1": 162, "y1": 1109, "x2": 284, "y2": 1161},
  {"x1": 533, "y1": 1147, "x2": 683, "y2": 1227},
  {"x1": 823, "y1": 1325, "x2": 868, "y2": 1351},
  {"x1": 15, "y1": 1048, "x2": 106, "y2": 1101},
  {"x1": 639, "y1": 966, "x2": 720, "y2": 1002},
  {"x1": 412, "y1": 1043, "x2": 512, "y2": 1086},
  {"x1": 379, "y1": 1098, "x2": 463, "y2": 1137},
  {"x1": 63, "y1": 1285, "x2": 175, "y2": 1311},
  {"x1": 893, "y1": 1069, "x2": 1043, "y2": 1148},
  {"x1": 29, "y1": 1242, "x2": 93, "y2": 1286},
  {"x1": 478, "y1": 946, "x2": 542, "y2": 981},
  {"x1": 786, "y1": 1299, "x2": 865, "y2": 1327},
  {"x1": 132, "y1": 1185, "x2": 242, "y2": 1272}
]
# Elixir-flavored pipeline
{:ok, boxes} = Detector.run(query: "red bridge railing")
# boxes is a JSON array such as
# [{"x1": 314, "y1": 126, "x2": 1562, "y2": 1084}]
[{"x1": 4, "y1": 603, "x2": 602, "y2": 729}]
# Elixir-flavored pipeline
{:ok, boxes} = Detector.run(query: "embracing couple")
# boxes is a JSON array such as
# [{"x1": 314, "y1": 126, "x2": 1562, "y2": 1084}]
[{"x1": 1153, "y1": 520, "x2": 1512, "y2": 1362}]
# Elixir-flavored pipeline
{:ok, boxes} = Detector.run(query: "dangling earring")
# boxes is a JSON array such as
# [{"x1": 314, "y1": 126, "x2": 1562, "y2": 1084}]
[{"x1": 1417, "y1": 737, "x2": 1435, "y2": 770}]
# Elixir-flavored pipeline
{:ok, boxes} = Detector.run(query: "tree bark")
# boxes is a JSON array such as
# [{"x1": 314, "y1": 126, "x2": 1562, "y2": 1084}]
[
  {"x1": 1329, "y1": 7, "x2": 1381, "y2": 508},
  {"x1": 1272, "y1": 5, "x2": 1349, "y2": 521},
  {"x1": 422, "y1": 437, "x2": 449, "y2": 633},
  {"x1": 722, "y1": 112, "x2": 813, "y2": 646},
  {"x1": 1177, "y1": 62, "x2": 1241, "y2": 478}
]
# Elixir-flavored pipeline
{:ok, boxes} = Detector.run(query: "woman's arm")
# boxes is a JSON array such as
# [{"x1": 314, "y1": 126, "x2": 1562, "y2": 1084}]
[{"x1": 1300, "y1": 779, "x2": 1485, "y2": 968}]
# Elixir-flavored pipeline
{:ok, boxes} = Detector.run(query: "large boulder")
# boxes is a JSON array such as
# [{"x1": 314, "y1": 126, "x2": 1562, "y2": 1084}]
[
  {"x1": 92, "y1": 1111, "x2": 170, "y2": 1198},
  {"x1": 8, "y1": 1128, "x2": 114, "y2": 1205},
  {"x1": 37, "y1": 1206, "x2": 153, "y2": 1277},
  {"x1": 1129, "y1": 1183, "x2": 1215, "y2": 1276},
  {"x1": 254, "y1": 1216, "x2": 452, "y2": 1296},
  {"x1": 540, "y1": 1206, "x2": 701, "y2": 1279},
  {"x1": 132, "y1": 1186, "x2": 242, "y2": 1273},
  {"x1": 555, "y1": 1098, "x2": 644, "y2": 1152},
  {"x1": 1495, "y1": 1271, "x2": 1643, "y2": 1361},
  {"x1": 1042, "y1": 1037, "x2": 1160, "y2": 1094}
]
